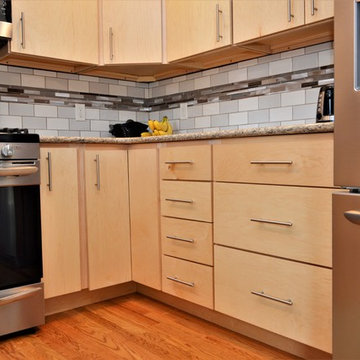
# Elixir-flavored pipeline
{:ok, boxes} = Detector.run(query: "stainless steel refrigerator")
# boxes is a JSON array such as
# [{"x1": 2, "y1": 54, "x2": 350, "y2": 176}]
[{"x1": 334, "y1": 1, "x2": 360, "y2": 358}]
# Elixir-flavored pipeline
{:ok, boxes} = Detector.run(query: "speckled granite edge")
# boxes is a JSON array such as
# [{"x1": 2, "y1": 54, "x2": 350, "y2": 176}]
[{"x1": 40, "y1": 123, "x2": 334, "y2": 144}]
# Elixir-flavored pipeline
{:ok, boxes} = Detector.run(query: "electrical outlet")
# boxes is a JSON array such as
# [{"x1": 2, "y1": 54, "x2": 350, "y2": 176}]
[
  {"x1": 75, "y1": 104, "x2": 86, "y2": 121},
  {"x1": 180, "y1": 103, "x2": 188, "y2": 119}
]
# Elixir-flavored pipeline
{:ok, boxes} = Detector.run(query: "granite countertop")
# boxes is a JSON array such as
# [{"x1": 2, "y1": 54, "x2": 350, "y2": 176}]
[{"x1": 40, "y1": 123, "x2": 334, "y2": 144}]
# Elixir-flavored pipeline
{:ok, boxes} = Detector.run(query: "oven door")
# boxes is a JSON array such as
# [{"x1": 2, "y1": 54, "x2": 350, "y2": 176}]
[{"x1": 0, "y1": 158, "x2": 42, "y2": 291}]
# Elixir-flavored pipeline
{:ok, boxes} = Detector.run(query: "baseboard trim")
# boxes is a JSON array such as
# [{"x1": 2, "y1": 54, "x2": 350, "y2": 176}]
[
  {"x1": 45, "y1": 282, "x2": 136, "y2": 316},
  {"x1": 136, "y1": 284, "x2": 331, "y2": 360}
]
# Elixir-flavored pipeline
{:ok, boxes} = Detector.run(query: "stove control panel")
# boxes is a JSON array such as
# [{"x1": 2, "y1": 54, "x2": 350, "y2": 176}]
[{"x1": 1, "y1": 144, "x2": 13, "y2": 157}]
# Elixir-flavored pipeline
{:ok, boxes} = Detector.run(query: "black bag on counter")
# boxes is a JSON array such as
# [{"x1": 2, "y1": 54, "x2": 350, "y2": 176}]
[{"x1": 109, "y1": 119, "x2": 148, "y2": 137}]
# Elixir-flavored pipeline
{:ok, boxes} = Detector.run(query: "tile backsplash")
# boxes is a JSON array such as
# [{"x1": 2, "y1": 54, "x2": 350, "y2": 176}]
[{"x1": 0, "y1": 42, "x2": 334, "y2": 137}]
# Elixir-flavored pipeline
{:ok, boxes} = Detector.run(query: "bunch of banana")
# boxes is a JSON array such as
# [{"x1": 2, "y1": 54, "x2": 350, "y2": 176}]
[{"x1": 141, "y1": 116, "x2": 173, "y2": 137}]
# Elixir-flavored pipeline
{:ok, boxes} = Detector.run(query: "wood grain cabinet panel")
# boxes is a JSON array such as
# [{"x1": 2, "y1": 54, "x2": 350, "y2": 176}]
[
  {"x1": 166, "y1": 0, "x2": 231, "y2": 62},
  {"x1": 102, "y1": 0, "x2": 162, "y2": 64},
  {"x1": 11, "y1": 0, "x2": 98, "y2": 64},
  {"x1": 85, "y1": 148, "x2": 131, "y2": 291},
  {"x1": 214, "y1": 182, "x2": 333, "y2": 267},
  {"x1": 233, "y1": 0, "x2": 305, "y2": 44},
  {"x1": 159, "y1": 145, "x2": 212, "y2": 181},
  {"x1": 162, "y1": 255, "x2": 213, "y2": 309},
  {"x1": 214, "y1": 245, "x2": 332, "y2": 353},
  {"x1": 213, "y1": 133, "x2": 333, "y2": 187},
  {"x1": 128, "y1": 147, "x2": 161, "y2": 290},
  {"x1": 162, "y1": 217, "x2": 213, "y2": 266},
  {"x1": 161, "y1": 180, "x2": 212, "y2": 222},
  {"x1": 40, "y1": 147, "x2": 81, "y2": 299},
  {"x1": 305, "y1": 0, "x2": 334, "y2": 24}
]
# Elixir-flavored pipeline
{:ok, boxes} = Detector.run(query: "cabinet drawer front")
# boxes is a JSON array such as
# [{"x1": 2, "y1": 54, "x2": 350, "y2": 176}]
[
  {"x1": 213, "y1": 133, "x2": 333, "y2": 187},
  {"x1": 214, "y1": 246, "x2": 332, "y2": 352},
  {"x1": 214, "y1": 183, "x2": 332, "y2": 267},
  {"x1": 162, "y1": 217, "x2": 213, "y2": 265},
  {"x1": 161, "y1": 181, "x2": 212, "y2": 222},
  {"x1": 162, "y1": 255, "x2": 213, "y2": 309},
  {"x1": 159, "y1": 145, "x2": 211, "y2": 180}
]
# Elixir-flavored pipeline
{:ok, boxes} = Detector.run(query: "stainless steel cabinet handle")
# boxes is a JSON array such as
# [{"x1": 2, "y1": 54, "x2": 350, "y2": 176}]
[
  {"x1": 250, "y1": 160, "x2": 293, "y2": 165},
  {"x1": 109, "y1": 27, "x2": 114, "y2": 60},
  {"x1": 165, "y1": 160, "x2": 193, "y2": 165},
  {"x1": 311, "y1": 0, "x2": 318, "y2": 16},
  {"x1": 250, "y1": 218, "x2": 293, "y2": 227},
  {"x1": 20, "y1": 12, "x2": 25, "y2": 48},
  {"x1": 216, "y1": 4, "x2": 223, "y2": 42},
  {"x1": 46, "y1": 152, "x2": 52, "y2": 191},
  {"x1": 167, "y1": 276, "x2": 194, "y2": 287},
  {"x1": 165, "y1": 198, "x2": 193, "y2": 204},
  {"x1": 251, "y1": 290, "x2": 293, "y2": 306},
  {"x1": 94, "y1": 154, "x2": 100, "y2": 190},
  {"x1": 344, "y1": 210, "x2": 360, "y2": 225},
  {"x1": 166, "y1": 235, "x2": 194, "y2": 243},
  {"x1": 287, "y1": 0, "x2": 294, "y2": 22},
  {"x1": 0, "y1": 287, "x2": 42, "y2": 306}
]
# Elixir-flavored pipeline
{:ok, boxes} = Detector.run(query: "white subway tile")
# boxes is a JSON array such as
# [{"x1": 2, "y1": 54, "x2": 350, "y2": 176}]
[
  {"x1": 59, "y1": 130, "x2": 80, "y2": 137},
  {"x1": 89, "y1": 82, "x2": 109, "y2": 94},
  {"x1": 210, "y1": 72, "x2": 228, "y2": 87},
  {"x1": 79, "y1": 75, "x2": 99, "y2": 82},
  {"x1": 0, "y1": 64, "x2": 8, "y2": 72},
  {"x1": 128, "y1": 86, "x2": 146, "y2": 98},
  {"x1": 21, "y1": 74, "x2": 45, "y2": 88},
  {"x1": 91, "y1": 120, "x2": 110, "y2": 131},
  {"x1": 270, "y1": 107, "x2": 292, "y2": 122},
  {"x1": 70, "y1": 119, "x2": 90, "y2": 131},
  {"x1": 195, "y1": 116, "x2": 211, "y2": 128},
  {"x1": 57, "y1": 72, "x2": 79, "y2": 80},
  {"x1": 0, "y1": 102, "x2": 8, "y2": 115},
  {"x1": 305, "y1": 42, "x2": 333, "y2": 54},
  {"x1": 319, "y1": 49, "x2": 334, "y2": 67},
  {"x1": 109, "y1": 84, "x2": 127, "y2": 96},
  {"x1": 228, "y1": 68, "x2": 247, "y2": 83},
  {"x1": 259, "y1": 94, "x2": 281, "y2": 109},
  {"x1": 211, "y1": 114, "x2": 229, "y2": 127},
  {"x1": 58, "y1": 107, "x2": 75, "y2": 118},
  {"x1": 238, "y1": 97, "x2": 259, "y2": 111},
  {"x1": 238, "y1": 58, "x2": 258, "y2": 69},
  {"x1": 45, "y1": 77, "x2": 68, "y2": 91},
  {"x1": 306, "y1": 87, "x2": 321, "y2": 103},
  {"x1": 179, "y1": 119, "x2": 195, "y2": 130},
  {"x1": 85, "y1": 108, "x2": 100, "y2": 120},
  {"x1": 202, "y1": 68, "x2": 219, "y2": 76},
  {"x1": 293, "y1": 53, "x2": 318, "y2": 71},
  {"x1": 229, "y1": 112, "x2": 248, "y2": 125},
  {"x1": 203, "y1": 102, "x2": 220, "y2": 116},
  {"x1": 165, "y1": 82, "x2": 179, "y2": 95},
  {"x1": 69, "y1": 80, "x2": 89, "y2": 92},
  {"x1": 269, "y1": 59, "x2": 292, "y2": 75},
  {"x1": 220, "y1": 100, "x2": 238, "y2": 114},
  {"x1": 188, "y1": 104, "x2": 203, "y2": 118},
  {"x1": 35, "y1": 129, "x2": 58, "y2": 136},
  {"x1": 47, "y1": 117, "x2": 69, "y2": 130},
  {"x1": 119, "y1": 111, "x2": 136, "y2": 121},
  {"x1": 0, "y1": 115, "x2": 22, "y2": 128},
  {"x1": 100, "y1": 109, "x2": 119, "y2": 121},
  {"x1": 9, "y1": 103, "x2": 34, "y2": 116},
  {"x1": 281, "y1": 48, "x2": 305, "y2": 59},
  {"x1": 34, "y1": 69, "x2": 57, "y2": 78},
  {"x1": 194, "y1": 76, "x2": 210, "y2": 90},
  {"x1": 35, "y1": 104, "x2": 57, "y2": 117},
  {"x1": 179, "y1": 79, "x2": 195, "y2": 92},
  {"x1": 281, "y1": 90, "x2": 306, "y2": 106},
  {"x1": 248, "y1": 109, "x2": 269, "y2": 123},
  {"x1": 247, "y1": 63, "x2": 269, "y2": 80},
  {"x1": 8, "y1": 66, "x2": 33, "y2": 74},
  {"x1": 152, "y1": 85, "x2": 166, "y2": 97},
  {"x1": 293, "y1": 103, "x2": 317, "y2": 120},
  {"x1": 258, "y1": 53, "x2": 281, "y2": 64},
  {"x1": 0, "y1": 72, "x2": 21, "y2": 86},
  {"x1": 23, "y1": 117, "x2": 46, "y2": 129}
]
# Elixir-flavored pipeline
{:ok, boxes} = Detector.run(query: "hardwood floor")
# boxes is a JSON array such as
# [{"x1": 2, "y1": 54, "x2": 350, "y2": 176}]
[{"x1": 0, "y1": 294, "x2": 300, "y2": 359}]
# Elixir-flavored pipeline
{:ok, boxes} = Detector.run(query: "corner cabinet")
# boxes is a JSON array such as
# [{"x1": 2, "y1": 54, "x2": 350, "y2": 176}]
[
  {"x1": 40, "y1": 146, "x2": 82, "y2": 299},
  {"x1": 84, "y1": 147, "x2": 131, "y2": 290},
  {"x1": 10, "y1": 0, "x2": 98, "y2": 64},
  {"x1": 305, "y1": 0, "x2": 334, "y2": 24},
  {"x1": 102, "y1": 0, "x2": 162, "y2": 64},
  {"x1": 165, "y1": 0, "x2": 231, "y2": 62}
]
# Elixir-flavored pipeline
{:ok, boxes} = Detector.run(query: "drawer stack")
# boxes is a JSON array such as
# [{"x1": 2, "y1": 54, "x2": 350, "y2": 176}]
[
  {"x1": 213, "y1": 133, "x2": 334, "y2": 353},
  {"x1": 159, "y1": 144, "x2": 213, "y2": 309}
]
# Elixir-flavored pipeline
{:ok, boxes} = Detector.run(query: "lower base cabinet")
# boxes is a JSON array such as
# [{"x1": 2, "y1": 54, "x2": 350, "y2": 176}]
[{"x1": 214, "y1": 245, "x2": 332, "y2": 353}]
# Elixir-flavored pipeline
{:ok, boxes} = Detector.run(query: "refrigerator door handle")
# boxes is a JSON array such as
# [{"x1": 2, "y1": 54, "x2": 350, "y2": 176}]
[{"x1": 344, "y1": 210, "x2": 360, "y2": 225}]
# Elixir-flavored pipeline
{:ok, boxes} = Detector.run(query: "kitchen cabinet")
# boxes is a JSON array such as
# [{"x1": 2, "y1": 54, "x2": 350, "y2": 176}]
[
  {"x1": 40, "y1": 146, "x2": 81, "y2": 299},
  {"x1": 128, "y1": 146, "x2": 161, "y2": 290},
  {"x1": 165, "y1": 0, "x2": 231, "y2": 62},
  {"x1": 10, "y1": 0, "x2": 98, "y2": 64},
  {"x1": 84, "y1": 147, "x2": 131, "y2": 290},
  {"x1": 102, "y1": 0, "x2": 162, "y2": 64},
  {"x1": 233, "y1": 0, "x2": 305, "y2": 44},
  {"x1": 305, "y1": 0, "x2": 334, "y2": 24}
]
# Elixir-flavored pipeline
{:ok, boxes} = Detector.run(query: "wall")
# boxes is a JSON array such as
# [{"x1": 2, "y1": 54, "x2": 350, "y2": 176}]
[{"x1": 0, "y1": 42, "x2": 333, "y2": 137}]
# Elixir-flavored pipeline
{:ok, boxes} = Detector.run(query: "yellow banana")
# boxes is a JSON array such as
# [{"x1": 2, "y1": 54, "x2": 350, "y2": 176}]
[
  {"x1": 166, "y1": 122, "x2": 173, "y2": 135},
  {"x1": 154, "y1": 120, "x2": 161, "y2": 131},
  {"x1": 141, "y1": 132, "x2": 152, "y2": 137},
  {"x1": 159, "y1": 130, "x2": 167, "y2": 135},
  {"x1": 153, "y1": 129, "x2": 160, "y2": 136},
  {"x1": 160, "y1": 119, "x2": 168, "y2": 132},
  {"x1": 148, "y1": 120, "x2": 155, "y2": 132}
]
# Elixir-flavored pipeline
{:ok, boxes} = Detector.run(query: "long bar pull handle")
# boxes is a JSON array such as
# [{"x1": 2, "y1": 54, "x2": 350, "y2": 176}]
[
  {"x1": 216, "y1": 4, "x2": 223, "y2": 42},
  {"x1": 46, "y1": 152, "x2": 52, "y2": 191},
  {"x1": 166, "y1": 235, "x2": 195, "y2": 244},
  {"x1": 167, "y1": 276, "x2": 194, "y2": 287},
  {"x1": 251, "y1": 290, "x2": 293, "y2": 305},
  {"x1": 344, "y1": 210, "x2": 360, "y2": 225},
  {"x1": 0, "y1": 287, "x2": 42, "y2": 306},
  {"x1": 287, "y1": 0, "x2": 294, "y2": 22},
  {"x1": 250, "y1": 218, "x2": 293, "y2": 227},
  {"x1": 165, "y1": 198, "x2": 193, "y2": 204},
  {"x1": 165, "y1": 160, "x2": 193, "y2": 164},
  {"x1": 95, "y1": 154, "x2": 100, "y2": 190},
  {"x1": 311, "y1": 0, "x2": 318, "y2": 16},
  {"x1": 250, "y1": 160, "x2": 293, "y2": 165},
  {"x1": 20, "y1": 12, "x2": 25, "y2": 48},
  {"x1": 109, "y1": 27, "x2": 114, "y2": 60}
]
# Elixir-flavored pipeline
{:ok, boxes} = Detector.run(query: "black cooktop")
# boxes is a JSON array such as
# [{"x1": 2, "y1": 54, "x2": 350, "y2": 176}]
[{"x1": 0, "y1": 128, "x2": 39, "y2": 143}]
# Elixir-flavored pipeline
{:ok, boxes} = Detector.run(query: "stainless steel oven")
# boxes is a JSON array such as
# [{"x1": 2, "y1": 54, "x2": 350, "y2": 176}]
[{"x1": 0, "y1": 129, "x2": 44, "y2": 337}]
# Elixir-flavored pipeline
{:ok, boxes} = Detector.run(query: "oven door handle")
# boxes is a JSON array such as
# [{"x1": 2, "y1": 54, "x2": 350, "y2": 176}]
[
  {"x1": 0, "y1": 287, "x2": 42, "y2": 306},
  {"x1": 0, "y1": 166, "x2": 38, "y2": 177}
]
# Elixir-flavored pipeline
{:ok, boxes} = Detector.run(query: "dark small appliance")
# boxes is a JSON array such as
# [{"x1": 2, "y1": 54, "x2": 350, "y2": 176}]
[
  {"x1": 109, "y1": 119, "x2": 148, "y2": 137},
  {"x1": 316, "y1": 85, "x2": 334, "y2": 122}
]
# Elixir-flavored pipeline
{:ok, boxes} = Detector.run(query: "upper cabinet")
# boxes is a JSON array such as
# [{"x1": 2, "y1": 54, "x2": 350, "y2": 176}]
[
  {"x1": 102, "y1": 0, "x2": 162, "y2": 64},
  {"x1": 233, "y1": 0, "x2": 305, "y2": 44},
  {"x1": 305, "y1": 0, "x2": 334, "y2": 24},
  {"x1": 10, "y1": 0, "x2": 98, "y2": 64},
  {"x1": 165, "y1": 0, "x2": 231, "y2": 62}
]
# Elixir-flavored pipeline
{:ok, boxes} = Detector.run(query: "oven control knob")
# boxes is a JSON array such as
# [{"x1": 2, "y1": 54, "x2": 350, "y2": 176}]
[{"x1": 1, "y1": 144, "x2": 14, "y2": 157}]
